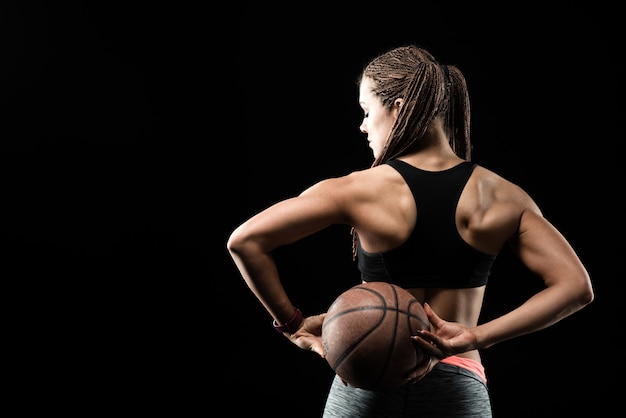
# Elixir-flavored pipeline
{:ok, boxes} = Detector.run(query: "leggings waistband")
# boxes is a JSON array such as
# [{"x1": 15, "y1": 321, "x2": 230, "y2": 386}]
[{"x1": 439, "y1": 356, "x2": 486, "y2": 383}]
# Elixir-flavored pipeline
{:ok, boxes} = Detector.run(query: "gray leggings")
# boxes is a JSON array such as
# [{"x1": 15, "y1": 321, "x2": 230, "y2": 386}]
[{"x1": 322, "y1": 361, "x2": 492, "y2": 418}]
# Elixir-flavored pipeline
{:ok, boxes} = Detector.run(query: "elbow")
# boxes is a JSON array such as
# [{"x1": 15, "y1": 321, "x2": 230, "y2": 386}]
[
  {"x1": 226, "y1": 225, "x2": 245, "y2": 256},
  {"x1": 575, "y1": 272, "x2": 595, "y2": 308},
  {"x1": 226, "y1": 223, "x2": 265, "y2": 259},
  {"x1": 580, "y1": 283, "x2": 595, "y2": 307}
]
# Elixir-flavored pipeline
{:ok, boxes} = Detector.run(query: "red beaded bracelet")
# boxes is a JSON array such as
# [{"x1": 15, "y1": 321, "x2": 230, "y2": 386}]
[{"x1": 272, "y1": 308, "x2": 303, "y2": 334}]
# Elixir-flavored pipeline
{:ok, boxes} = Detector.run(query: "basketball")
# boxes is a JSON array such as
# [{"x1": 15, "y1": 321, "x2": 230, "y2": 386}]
[{"x1": 321, "y1": 282, "x2": 430, "y2": 390}]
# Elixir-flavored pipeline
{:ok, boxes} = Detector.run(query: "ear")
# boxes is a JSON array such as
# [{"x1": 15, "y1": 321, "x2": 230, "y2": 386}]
[{"x1": 393, "y1": 98, "x2": 404, "y2": 118}]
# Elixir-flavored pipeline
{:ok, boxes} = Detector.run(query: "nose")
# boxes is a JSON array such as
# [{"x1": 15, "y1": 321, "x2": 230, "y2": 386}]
[{"x1": 359, "y1": 120, "x2": 367, "y2": 133}]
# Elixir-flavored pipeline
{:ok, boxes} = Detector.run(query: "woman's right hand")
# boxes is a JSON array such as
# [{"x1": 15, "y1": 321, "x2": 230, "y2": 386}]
[{"x1": 284, "y1": 313, "x2": 327, "y2": 357}]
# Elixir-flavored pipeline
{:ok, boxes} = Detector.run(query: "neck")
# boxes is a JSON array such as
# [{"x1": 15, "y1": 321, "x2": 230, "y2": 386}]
[{"x1": 401, "y1": 124, "x2": 463, "y2": 169}]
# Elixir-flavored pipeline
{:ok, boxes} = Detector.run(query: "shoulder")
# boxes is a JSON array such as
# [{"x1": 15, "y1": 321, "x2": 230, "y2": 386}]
[
  {"x1": 298, "y1": 164, "x2": 407, "y2": 226},
  {"x1": 460, "y1": 164, "x2": 544, "y2": 252},
  {"x1": 302, "y1": 164, "x2": 401, "y2": 200},
  {"x1": 470, "y1": 164, "x2": 541, "y2": 214}
]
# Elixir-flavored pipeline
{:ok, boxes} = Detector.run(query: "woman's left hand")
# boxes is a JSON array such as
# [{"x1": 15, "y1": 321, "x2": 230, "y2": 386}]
[{"x1": 410, "y1": 303, "x2": 479, "y2": 359}]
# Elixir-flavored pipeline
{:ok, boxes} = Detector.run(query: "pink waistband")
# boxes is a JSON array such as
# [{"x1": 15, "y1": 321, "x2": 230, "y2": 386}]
[{"x1": 440, "y1": 356, "x2": 487, "y2": 383}]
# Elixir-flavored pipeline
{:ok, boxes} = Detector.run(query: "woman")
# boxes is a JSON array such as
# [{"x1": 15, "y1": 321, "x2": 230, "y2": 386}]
[{"x1": 227, "y1": 45, "x2": 593, "y2": 417}]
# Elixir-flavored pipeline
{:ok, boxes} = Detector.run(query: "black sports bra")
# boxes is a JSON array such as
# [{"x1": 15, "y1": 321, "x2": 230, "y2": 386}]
[{"x1": 357, "y1": 159, "x2": 496, "y2": 288}]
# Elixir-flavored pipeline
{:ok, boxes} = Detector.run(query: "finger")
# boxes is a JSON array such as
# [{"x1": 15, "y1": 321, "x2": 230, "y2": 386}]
[
  {"x1": 411, "y1": 334, "x2": 447, "y2": 359},
  {"x1": 410, "y1": 334, "x2": 439, "y2": 355},
  {"x1": 405, "y1": 356, "x2": 434, "y2": 384},
  {"x1": 311, "y1": 342, "x2": 326, "y2": 358},
  {"x1": 411, "y1": 329, "x2": 435, "y2": 344},
  {"x1": 423, "y1": 303, "x2": 445, "y2": 328}
]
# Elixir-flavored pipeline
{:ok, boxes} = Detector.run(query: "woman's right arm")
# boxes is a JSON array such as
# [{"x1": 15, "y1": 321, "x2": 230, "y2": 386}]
[{"x1": 227, "y1": 175, "x2": 357, "y2": 349}]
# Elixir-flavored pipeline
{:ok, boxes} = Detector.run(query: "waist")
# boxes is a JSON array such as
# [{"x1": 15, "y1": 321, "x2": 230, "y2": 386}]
[{"x1": 440, "y1": 355, "x2": 486, "y2": 383}]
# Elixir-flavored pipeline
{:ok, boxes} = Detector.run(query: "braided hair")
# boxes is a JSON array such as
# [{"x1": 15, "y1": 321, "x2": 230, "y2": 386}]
[{"x1": 351, "y1": 45, "x2": 472, "y2": 259}]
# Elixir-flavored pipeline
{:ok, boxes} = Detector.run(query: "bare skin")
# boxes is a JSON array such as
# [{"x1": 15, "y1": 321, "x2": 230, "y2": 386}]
[{"x1": 227, "y1": 76, "x2": 594, "y2": 383}]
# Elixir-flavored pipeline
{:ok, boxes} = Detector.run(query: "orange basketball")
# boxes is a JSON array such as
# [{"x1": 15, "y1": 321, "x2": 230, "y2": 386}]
[{"x1": 321, "y1": 282, "x2": 430, "y2": 390}]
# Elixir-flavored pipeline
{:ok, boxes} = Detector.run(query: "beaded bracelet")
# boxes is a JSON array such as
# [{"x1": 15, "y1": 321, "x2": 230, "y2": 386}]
[{"x1": 272, "y1": 308, "x2": 302, "y2": 334}]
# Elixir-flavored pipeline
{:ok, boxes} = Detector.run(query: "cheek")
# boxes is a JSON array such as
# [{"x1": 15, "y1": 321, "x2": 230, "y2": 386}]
[
  {"x1": 372, "y1": 117, "x2": 392, "y2": 145},
  {"x1": 371, "y1": 133, "x2": 386, "y2": 148}
]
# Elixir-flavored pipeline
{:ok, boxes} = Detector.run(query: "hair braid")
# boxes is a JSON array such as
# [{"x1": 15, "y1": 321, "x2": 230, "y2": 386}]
[{"x1": 445, "y1": 66, "x2": 472, "y2": 160}]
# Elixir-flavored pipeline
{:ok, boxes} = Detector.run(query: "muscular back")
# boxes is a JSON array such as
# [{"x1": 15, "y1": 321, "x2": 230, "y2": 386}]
[
  {"x1": 331, "y1": 157, "x2": 540, "y2": 344},
  {"x1": 348, "y1": 160, "x2": 536, "y2": 259}
]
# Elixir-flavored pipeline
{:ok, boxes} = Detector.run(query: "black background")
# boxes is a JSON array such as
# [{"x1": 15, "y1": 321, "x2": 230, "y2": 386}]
[{"x1": 2, "y1": 2, "x2": 623, "y2": 416}]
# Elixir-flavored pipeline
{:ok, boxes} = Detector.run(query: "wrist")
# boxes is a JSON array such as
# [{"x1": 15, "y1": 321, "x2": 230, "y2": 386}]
[{"x1": 272, "y1": 308, "x2": 303, "y2": 334}]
